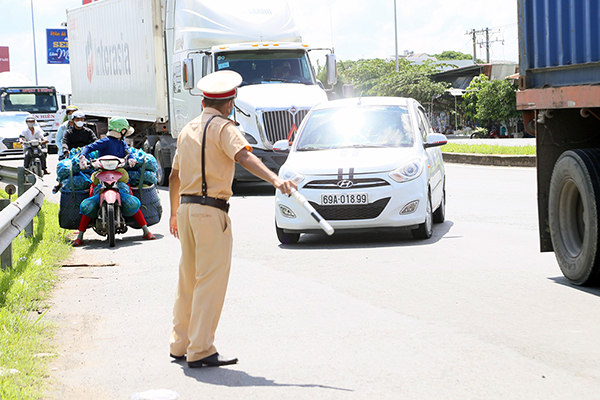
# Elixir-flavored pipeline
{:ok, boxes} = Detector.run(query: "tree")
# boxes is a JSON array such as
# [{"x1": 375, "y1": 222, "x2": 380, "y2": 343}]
[
  {"x1": 462, "y1": 74, "x2": 489, "y2": 122},
  {"x1": 475, "y1": 78, "x2": 519, "y2": 128},
  {"x1": 434, "y1": 50, "x2": 484, "y2": 64}
]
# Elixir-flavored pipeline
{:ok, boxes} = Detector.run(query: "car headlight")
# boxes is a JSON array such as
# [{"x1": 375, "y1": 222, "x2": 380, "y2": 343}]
[
  {"x1": 389, "y1": 159, "x2": 424, "y2": 183},
  {"x1": 279, "y1": 165, "x2": 305, "y2": 185}
]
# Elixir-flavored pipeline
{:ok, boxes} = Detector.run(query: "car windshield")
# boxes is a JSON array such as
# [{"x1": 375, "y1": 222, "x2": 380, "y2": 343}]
[
  {"x1": 0, "y1": 114, "x2": 29, "y2": 129},
  {"x1": 215, "y1": 50, "x2": 317, "y2": 86},
  {"x1": 295, "y1": 105, "x2": 414, "y2": 151}
]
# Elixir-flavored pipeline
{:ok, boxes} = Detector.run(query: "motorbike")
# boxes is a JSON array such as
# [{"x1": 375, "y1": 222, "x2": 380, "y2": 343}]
[
  {"x1": 23, "y1": 139, "x2": 47, "y2": 177},
  {"x1": 87, "y1": 155, "x2": 128, "y2": 247}
]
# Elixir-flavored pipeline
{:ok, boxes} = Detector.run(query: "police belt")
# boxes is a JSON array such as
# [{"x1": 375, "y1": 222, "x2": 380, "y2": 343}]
[{"x1": 180, "y1": 195, "x2": 230, "y2": 213}]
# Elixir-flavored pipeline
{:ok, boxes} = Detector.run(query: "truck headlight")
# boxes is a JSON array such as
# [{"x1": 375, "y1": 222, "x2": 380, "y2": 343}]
[
  {"x1": 389, "y1": 159, "x2": 424, "y2": 183},
  {"x1": 279, "y1": 165, "x2": 305, "y2": 185},
  {"x1": 242, "y1": 132, "x2": 258, "y2": 145}
]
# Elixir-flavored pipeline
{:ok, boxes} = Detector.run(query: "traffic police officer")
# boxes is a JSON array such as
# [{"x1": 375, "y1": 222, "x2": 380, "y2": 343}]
[{"x1": 168, "y1": 70, "x2": 296, "y2": 368}]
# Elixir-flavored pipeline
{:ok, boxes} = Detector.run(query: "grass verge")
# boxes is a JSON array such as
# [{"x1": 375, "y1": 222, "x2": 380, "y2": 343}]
[
  {"x1": 441, "y1": 143, "x2": 537, "y2": 155},
  {"x1": 0, "y1": 194, "x2": 72, "y2": 400}
]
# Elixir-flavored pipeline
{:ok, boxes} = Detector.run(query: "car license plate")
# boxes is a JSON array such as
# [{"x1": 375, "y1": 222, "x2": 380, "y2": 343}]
[
  {"x1": 12, "y1": 142, "x2": 22, "y2": 149},
  {"x1": 321, "y1": 193, "x2": 369, "y2": 205}
]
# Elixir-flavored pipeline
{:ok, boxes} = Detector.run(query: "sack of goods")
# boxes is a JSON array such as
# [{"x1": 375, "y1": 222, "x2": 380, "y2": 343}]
[{"x1": 125, "y1": 185, "x2": 162, "y2": 228}]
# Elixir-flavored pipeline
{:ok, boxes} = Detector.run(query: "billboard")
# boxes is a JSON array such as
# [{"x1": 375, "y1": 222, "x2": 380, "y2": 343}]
[
  {"x1": 46, "y1": 29, "x2": 69, "y2": 64},
  {"x1": 0, "y1": 47, "x2": 8, "y2": 72}
]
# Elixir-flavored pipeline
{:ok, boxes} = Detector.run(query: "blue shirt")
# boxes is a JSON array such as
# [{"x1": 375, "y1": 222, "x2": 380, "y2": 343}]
[{"x1": 81, "y1": 136, "x2": 132, "y2": 159}]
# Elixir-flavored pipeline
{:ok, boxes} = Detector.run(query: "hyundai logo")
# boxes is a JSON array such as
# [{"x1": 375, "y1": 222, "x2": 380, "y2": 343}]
[{"x1": 337, "y1": 180, "x2": 354, "y2": 189}]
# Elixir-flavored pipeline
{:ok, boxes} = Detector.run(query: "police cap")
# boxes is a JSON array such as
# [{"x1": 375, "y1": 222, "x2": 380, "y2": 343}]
[{"x1": 196, "y1": 71, "x2": 242, "y2": 100}]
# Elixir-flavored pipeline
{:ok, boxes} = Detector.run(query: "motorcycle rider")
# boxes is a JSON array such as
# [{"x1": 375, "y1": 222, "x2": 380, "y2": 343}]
[
  {"x1": 61, "y1": 110, "x2": 97, "y2": 159},
  {"x1": 20, "y1": 116, "x2": 49, "y2": 175},
  {"x1": 72, "y1": 117, "x2": 156, "y2": 247},
  {"x1": 56, "y1": 105, "x2": 79, "y2": 160},
  {"x1": 52, "y1": 105, "x2": 79, "y2": 193}
]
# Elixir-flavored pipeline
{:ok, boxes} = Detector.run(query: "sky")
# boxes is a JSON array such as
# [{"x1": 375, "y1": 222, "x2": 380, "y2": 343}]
[{"x1": 0, "y1": 0, "x2": 518, "y2": 94}]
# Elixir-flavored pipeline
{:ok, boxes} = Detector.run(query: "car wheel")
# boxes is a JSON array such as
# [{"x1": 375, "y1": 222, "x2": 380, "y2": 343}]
[
  {"x1": 276, "y1": 224, "x2": 300, "y2": 244},
  {"x1": 412, "y1": 193, "x2": 433, "y2": 239},
  {"x1": 433, "y1": 186, "x2": 446, "y2": 223},
  {"x1": 549, "y1": 149, "x2": 600, "y2": 286}
]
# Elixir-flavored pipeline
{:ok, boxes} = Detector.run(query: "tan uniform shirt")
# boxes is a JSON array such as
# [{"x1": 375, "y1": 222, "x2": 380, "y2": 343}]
[{"x1": 172, "y1": 107, "x2": 251, "y2": 200}]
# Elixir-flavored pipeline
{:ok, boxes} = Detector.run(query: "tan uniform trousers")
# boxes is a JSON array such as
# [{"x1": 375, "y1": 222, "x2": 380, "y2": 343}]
[{"x1": 170, "y1": 203, "x2": 233, "y2": 362}]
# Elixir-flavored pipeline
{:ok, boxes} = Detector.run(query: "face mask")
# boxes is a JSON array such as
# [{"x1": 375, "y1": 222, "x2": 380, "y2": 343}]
[
  {"x1": 75, "y1": 121, "x2": 84, "y2": 128},
  {"x1": 27, "y1": 122, "x2": 35, "y2": 128}
]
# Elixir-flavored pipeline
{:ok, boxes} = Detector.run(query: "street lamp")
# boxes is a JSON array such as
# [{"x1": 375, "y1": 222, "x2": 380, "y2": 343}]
[
  {"x1": 30, "y1": 0, "x2": 38, "y2": 85},
  {"x1": 394, "y1": 0, "x2": 398, "y2": 72}
]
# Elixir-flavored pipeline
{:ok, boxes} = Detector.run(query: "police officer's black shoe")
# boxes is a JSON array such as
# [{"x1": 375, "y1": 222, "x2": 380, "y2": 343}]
[
  {"x1": 187, "y1": 352, "x2": 238, "y2": 368},
  {"x1": 170, "y1": 353, "x2": 185, "y2": 360}
]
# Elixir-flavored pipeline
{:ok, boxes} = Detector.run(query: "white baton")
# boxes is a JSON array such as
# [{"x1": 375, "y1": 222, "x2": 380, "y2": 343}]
[{"x1": 290, "y1": 188, "x2": 335, "y2": 236}]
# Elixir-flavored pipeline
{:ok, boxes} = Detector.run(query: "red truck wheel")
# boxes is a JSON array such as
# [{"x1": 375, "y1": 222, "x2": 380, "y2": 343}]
[{"x1": 549, "y1": 149, "x2": 600, "y2": 286}]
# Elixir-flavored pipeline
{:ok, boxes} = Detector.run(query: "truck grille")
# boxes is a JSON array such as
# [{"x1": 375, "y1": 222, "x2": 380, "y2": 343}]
[
  {"x1": 308, "y1": 197, "x2": 391, "y2": 220},
  {"x1": 261, "y1": 108, "x2": 309, "y2": 145}
]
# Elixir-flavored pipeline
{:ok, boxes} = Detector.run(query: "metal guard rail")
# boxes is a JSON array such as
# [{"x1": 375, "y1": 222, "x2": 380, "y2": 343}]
[{"x1": 0, "y1": 165, "x2": 45, "y2": 254}]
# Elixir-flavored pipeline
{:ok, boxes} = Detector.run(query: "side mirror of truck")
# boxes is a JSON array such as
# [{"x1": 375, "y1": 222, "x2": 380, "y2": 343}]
[
  {"x1": 183, "y1": 58, "x2": 195, "y2": 91},
  {"x1": 326, "y1": 54, "x2": 337, "y2": 86}
]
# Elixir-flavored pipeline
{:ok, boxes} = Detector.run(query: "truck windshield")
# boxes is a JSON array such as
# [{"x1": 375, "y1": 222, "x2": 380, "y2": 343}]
[
  {"x1": 215, "y1": 51, "x2": 317, "y2": 86},
  {"x1": 1, "y1": 91, "x2": 58, "y2": 113}
]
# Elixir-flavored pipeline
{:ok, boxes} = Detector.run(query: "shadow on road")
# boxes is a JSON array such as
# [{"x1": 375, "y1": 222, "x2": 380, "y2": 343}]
[
  {"x1": 548, "y1": 276, "x2": 600, "y2": 296},
  {"x1": 279, "y1": 221, "x2": 455, "y2": 250},
  {"x1": 177, "y1": 362, "x2": 352, "y2": 392}
]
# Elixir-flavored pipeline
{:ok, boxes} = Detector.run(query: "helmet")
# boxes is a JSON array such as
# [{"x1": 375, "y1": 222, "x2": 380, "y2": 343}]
[
  {"x1": 108, "y1": 117, "x2": 135, "y2": 139},
  {"x1": 25, "y1": 116, "x2": 36, "y2": 122},
  {"x1": 72, "y1": 110, "x2": 85, "y2": 119},
  {"x1": 66, "y1": 105, "x2": 78, "y2": 112}
]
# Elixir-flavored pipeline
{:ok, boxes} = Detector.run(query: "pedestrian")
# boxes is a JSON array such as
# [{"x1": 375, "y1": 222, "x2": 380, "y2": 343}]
[
  {"x1": 168, "y1": 70, "x2": 296, "y2": 368},
  {"x1": 20, "y1": 116, "x2": 50, "y2": 175}
]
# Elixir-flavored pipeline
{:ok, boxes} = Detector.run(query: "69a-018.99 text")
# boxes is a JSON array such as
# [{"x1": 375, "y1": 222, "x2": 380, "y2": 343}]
[{"x1": 320, "y1": 193, "x2": 369, "y2": 205}]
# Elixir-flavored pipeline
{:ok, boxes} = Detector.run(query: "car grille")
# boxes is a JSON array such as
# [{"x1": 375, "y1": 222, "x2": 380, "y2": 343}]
[
  {"x1": 261, "y1": 109, "x2": 309, "y2": 145},
  {"x1": 304, "y1": 178, "x2": 390, "y2": 190},
  {"x1": 308, "y1": 197, "x2": 391, "y2": 220}
]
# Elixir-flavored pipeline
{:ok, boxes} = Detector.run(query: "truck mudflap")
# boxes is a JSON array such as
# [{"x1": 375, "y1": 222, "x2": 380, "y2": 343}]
[{"x1": 234, "y1": 148, "x2": 288, "y2": 181}]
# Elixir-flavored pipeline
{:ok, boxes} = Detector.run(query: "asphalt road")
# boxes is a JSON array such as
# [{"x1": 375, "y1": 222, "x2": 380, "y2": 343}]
[{"x1": 18, "y1": 153, "x2": 597, "y2": 400}]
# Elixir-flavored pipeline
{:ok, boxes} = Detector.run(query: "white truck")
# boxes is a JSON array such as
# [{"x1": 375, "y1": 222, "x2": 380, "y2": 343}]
[
  {"x1": 67, "y1": 0, "x2": 336, "y2": 186},
  {"x1": 0, "y1": 72, "x2": 63, "y2": 152}
]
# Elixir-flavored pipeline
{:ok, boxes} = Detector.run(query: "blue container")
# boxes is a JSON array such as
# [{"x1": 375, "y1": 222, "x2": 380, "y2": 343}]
[{"x1": 519, "y1": 0, "x2": 600, "y2": 89}]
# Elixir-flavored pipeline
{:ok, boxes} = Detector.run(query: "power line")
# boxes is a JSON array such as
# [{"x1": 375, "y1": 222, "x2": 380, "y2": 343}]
[{"x1": 465, "y1": 28, "x2": 503, "y2": 63}]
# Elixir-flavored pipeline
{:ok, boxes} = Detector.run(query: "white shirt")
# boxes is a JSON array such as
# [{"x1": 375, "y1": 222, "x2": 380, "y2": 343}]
[{"x1": 21, "y1": 127, "x2": 46, "y2": 148}]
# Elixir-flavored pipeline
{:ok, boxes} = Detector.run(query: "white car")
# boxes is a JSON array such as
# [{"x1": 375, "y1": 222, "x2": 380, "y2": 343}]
[
  {"x1": 273, "y1": 97, "x2": 447, "y2": 244},
  {"x1": 0, "y1": 112, "x2": 43, "y2": 157}
]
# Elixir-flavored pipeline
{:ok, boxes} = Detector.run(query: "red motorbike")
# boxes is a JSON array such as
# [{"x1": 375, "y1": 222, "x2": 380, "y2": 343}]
[{"x1": 89, "y1": 155, "x2": 128, "y2": 247}]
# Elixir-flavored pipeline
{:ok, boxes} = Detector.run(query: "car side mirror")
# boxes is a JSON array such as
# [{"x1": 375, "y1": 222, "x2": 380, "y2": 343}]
[
  {"x1": 273, "y1": 139, "x2": 290, "y2": 152},
  {"x1": 424, "y1": 133, "x2": 447, "y2": 148}
]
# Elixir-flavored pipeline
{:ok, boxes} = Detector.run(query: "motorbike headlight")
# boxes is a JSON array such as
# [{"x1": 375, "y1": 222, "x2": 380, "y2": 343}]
[
  {"x1": 279, "y1": 165, "x2": 305, "y2": 185},
  {"x1": 389, "y1": 159, "x2": 424, "y2": 183},
  {"x1": 100, "y1": 160, "x2": 120, "y2": 170}
]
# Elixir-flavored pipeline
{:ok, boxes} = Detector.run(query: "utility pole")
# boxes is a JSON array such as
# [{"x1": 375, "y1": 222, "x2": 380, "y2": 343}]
[
  {"x1": 30, "y1": 0, "x2": 38, "y2": 84},
  {"x1": 466, "y1": 28, "x2": 503, "y2": 64}
]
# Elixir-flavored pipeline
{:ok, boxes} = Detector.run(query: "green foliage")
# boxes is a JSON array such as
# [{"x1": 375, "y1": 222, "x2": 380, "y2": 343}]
[
  {"x1": 462, "y1": 74, "x2": 519, "y2": 127},
  {"x1": 0, "y1": 199, "x2": 72, "y2": 399},
  {"x1": 336, "y1": 58, "x2": 450, "y2": 105},
  {"x1": 441, "y1": 143, "x2": 536, "y2": 155},
  {"x1": 434, "y1": 50, "x2": 473, "y2": 61},
  {"x1": 475, "y1": 79, "x2": 520, "y2": 125},
  {"x1": 462, "y1": 74, "x2": 489, "y2": 122}
]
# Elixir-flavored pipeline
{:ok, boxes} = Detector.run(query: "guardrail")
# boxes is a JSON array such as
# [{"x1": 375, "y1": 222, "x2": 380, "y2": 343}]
[{"x1": 0, "y1": 165, "x2": 45, "y2": 269}]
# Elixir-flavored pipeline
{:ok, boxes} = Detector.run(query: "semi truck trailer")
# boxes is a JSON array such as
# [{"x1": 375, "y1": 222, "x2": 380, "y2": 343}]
[
  {"x1": 67, "y1": 0, "x2": 336, "y2": 186},
  {"x1": 516, "y1": 0, "x2": 600, "y2": 285}
]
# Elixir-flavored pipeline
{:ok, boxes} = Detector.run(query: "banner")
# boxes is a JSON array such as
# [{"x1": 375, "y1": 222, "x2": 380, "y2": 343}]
[
  {"x1": 46, "y1": 29, "x2": 69, "y2": 64},
  {"x1": 0, "y1": 47, "x2": 8, "y2": 72}
]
